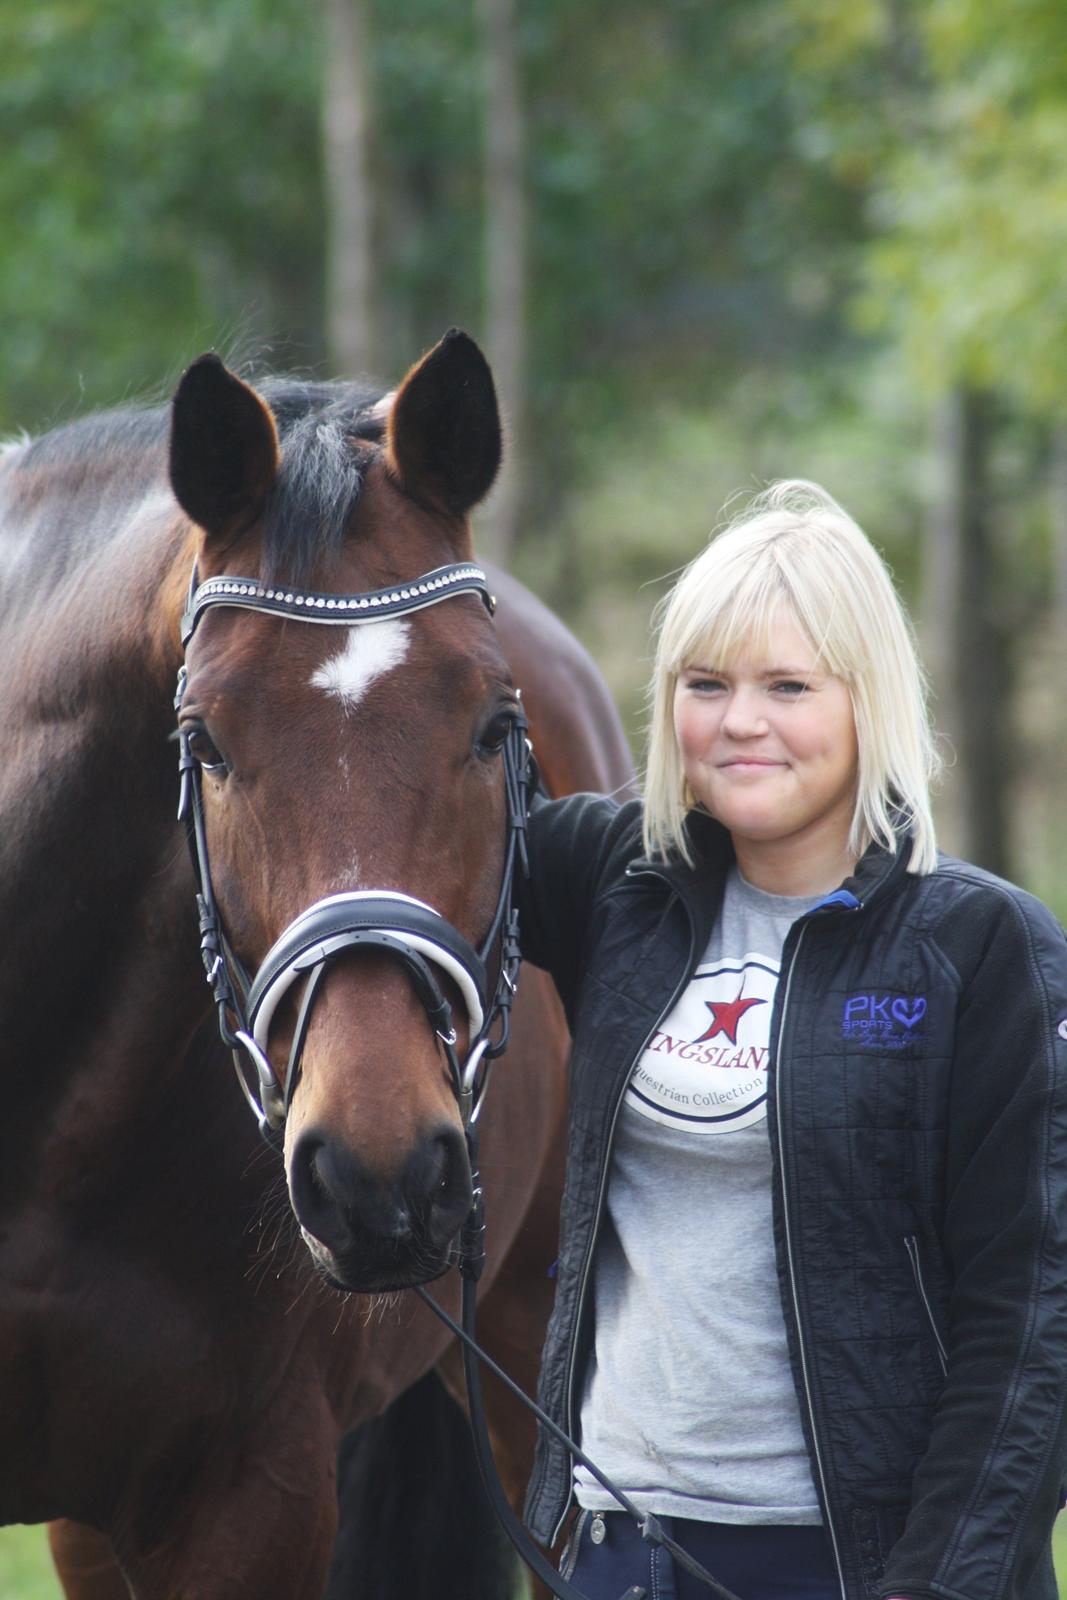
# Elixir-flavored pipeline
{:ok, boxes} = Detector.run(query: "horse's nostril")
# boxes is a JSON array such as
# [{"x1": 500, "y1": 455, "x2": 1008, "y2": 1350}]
[
  {"x1": 289, "y1": 1132, "x2": 341, "y2": 1250},
  {"x1": 424, "y1": 1126, "x2": 472, "y2": 1246},
  {"x1": 310, "y1": 1147, "x2": 330, "y2": 1201}
]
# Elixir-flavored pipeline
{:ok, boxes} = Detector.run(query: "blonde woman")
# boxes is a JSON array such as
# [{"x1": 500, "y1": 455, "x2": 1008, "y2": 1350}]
[{"x1": 517, "y1": 482, "x2": 1067, "y2": 1600}]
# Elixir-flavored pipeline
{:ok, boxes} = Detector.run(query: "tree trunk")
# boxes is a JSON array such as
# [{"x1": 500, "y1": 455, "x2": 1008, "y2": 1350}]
[
  {"x1": 321, "y1": 0, "x2": 375, "y2": 377},
  {"x1": 477, "y1": 0, "x2": 526, "y2": 565},
  {"x1": 923, "y1": 387, "x2": 1011, "y2": 876}
]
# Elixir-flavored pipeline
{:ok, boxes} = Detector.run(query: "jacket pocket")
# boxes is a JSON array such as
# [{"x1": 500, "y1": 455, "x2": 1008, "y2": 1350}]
[{"x1": 904, "y1": 1234, "x2": 948, "y2": 1375}]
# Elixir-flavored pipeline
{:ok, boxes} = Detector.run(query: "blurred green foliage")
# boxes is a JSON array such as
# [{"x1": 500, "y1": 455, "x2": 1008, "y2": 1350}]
[
  {"x1": 0, "y1": 0, "x2": 872, "y2": 435},
  {"x1": 0, "y1": 0, "x2": 325, "y2": 420},
  {"x1": 4, "y1": 0, "x2": 1062, "y2": 427},
  {"x1": 785, "y1": 0, "x2": 1067, "y2": 413},
  {"x1": 0, "y1": 1525, "x2": 60, "y2": 1600}
]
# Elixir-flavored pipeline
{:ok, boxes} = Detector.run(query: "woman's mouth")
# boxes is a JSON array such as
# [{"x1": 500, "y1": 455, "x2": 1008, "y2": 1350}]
[{"x1": 720, "y1": 757, "x2": 783, "y2": 771}]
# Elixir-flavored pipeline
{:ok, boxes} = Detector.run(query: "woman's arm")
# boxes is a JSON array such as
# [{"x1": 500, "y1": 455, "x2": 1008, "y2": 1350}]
[{"x1": 515, "y1": 792, "x2": 644, "y2": 1016}]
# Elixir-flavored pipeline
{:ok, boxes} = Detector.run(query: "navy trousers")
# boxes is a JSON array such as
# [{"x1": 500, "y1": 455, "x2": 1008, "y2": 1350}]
[{"x1": 561, "y1": 1510, "x2": 839, "y2": 1600}]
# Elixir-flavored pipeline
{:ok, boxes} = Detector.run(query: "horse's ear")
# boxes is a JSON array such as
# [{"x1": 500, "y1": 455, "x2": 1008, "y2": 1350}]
[
  {"x1": 169, "y1": 354, "x2": 279, "y2": 542},
  {"x1": 386, "y1": 330, "x2": 501, "y2": 515}
]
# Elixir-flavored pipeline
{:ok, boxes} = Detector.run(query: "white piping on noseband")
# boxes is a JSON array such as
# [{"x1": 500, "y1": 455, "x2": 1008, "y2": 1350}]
[{"x1": 249, "y1": 890, "x2": 486, "y2": 1053}]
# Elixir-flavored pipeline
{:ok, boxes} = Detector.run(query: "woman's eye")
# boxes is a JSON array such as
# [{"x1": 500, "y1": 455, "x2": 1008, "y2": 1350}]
[
  {"x1": 688, "y1": 677, "x2": 724, "y2": 694},
  {"x1": 185, "y1": 726, "x2": 227, "y2": 772},
  {"x1": 771, "y1": 679, "x2": 808, "y2": 696}
]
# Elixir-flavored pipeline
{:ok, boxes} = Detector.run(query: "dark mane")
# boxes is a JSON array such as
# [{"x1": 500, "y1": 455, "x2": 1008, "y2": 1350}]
[{"x1": 8, "y1": 375, "x2": 388, "y2": 589}]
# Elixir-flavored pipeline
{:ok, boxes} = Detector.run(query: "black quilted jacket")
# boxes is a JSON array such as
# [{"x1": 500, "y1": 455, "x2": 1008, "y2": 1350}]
[{"x1": 517, "y1": 794, "x2": 1067, "y2": 1600}]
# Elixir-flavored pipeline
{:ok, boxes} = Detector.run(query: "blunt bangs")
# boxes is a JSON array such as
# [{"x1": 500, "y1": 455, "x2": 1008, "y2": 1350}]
[
  {"x1": 666, "y1": 550, "x2": 850, "y2": 687},
  {"x1": 643, "y1": 480, "x2": 940, "y2": 875}
]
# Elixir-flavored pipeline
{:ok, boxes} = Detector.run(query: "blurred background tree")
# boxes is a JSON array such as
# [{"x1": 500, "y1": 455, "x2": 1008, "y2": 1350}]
[{"x1": 1, "y1": 0, "x2": 1066, "y2": 913}]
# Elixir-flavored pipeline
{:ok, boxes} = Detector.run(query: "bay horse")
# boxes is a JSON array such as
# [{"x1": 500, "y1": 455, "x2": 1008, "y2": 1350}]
[{"x1": 0, "y1": 330, "x2": 633, "y2": 1599}]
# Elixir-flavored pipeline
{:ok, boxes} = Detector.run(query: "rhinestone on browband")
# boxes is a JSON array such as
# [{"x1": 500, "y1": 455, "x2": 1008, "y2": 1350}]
[{"x1": 180, "y1": 562, "x2": 494, "y2": 646}]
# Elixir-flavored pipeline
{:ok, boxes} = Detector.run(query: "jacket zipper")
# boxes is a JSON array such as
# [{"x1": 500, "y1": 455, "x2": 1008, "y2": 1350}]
[
  {"x1": 775, "y1": 921, "x2": 848, "y2": 1600},
  {"x1": 560, "y1": 1508, "x2": 590, "y2": 1580},
  {"x1": 550, "y1": 865, "x2": 698, "y2": 1546},
  {"x1": 904, "y1": 1234, "x2": 948, "y2": 1375},
  {"x1": 551, "y1": 871, "x2": 861, "y2": 1561}
]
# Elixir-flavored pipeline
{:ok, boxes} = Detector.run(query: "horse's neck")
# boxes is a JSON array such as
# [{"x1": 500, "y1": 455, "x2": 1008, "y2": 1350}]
[
  {"x1": 0, "y1": 431, "x2": 189, "y2": 688},
  {"x1": 0, "y1": 446, "x2": 196, "y2": 1104}
]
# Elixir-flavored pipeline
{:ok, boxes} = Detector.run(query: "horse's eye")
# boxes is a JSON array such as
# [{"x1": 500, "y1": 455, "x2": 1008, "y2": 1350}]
[
  {"x1": 476, "y1": 709, "x2": 517, "y2": 758},
  {"x1": 185, "y1": 725, "x2": 228, "y2": 774}
]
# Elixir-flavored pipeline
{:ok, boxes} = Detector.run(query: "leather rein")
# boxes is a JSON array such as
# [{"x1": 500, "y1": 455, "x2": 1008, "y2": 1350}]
[{"x1": 174, "y1": 558, "x2": 737, "y2": 1600}]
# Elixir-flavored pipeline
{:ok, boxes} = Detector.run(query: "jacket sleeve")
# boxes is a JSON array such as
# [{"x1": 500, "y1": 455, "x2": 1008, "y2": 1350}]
[
  {"x1": 881, "y1": 879, "x2": 1067, "y2": 1600},
  {"x1": 515, "y1": 792, "x2": 644, "y2": 1016}
]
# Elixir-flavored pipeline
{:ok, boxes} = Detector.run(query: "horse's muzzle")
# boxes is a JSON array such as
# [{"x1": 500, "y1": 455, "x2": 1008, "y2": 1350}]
[{"x1": 288, "y1": 1122, "x2": 472, "y2": 1290}]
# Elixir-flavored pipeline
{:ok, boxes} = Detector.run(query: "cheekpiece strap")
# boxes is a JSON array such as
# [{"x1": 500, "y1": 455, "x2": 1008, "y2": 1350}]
[{"x1": 181, "y1": 561, "x2": 494, "y2": 646}]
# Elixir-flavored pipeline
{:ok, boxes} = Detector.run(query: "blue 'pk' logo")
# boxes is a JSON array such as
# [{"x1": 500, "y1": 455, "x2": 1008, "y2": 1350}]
[{"x1": 842, "y1": 992, "x2": 926, "y2": 1049}]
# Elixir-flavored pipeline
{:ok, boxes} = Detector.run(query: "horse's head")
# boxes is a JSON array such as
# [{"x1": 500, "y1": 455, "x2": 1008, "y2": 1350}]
[{"x1": 169, "y1": 332, "x2": 523, "y2": 1292}]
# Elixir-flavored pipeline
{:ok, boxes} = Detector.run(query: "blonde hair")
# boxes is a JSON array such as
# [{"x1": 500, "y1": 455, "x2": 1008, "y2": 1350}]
[{"x1": 643, "y1": 480, "x2": 940, "y2": 874}]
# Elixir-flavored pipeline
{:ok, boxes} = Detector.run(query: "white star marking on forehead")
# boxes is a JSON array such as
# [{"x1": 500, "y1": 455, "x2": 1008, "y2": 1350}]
[{"x1": 310, "y1": 618, "x2": 411, "y2": 707}]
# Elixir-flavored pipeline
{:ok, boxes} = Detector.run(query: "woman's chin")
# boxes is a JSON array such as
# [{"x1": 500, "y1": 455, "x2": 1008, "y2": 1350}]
[{"x1": 712, "y1": 806, "x2": 793, "y2": 845}]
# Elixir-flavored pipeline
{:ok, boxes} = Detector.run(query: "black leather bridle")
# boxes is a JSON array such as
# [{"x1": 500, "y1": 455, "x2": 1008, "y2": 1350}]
[
  {"x1": 174, "y1": 557, "x2": 737, "y2": 1600},
  {"x1": 175, "y1": 560, "x2": 530, "y2": 1140}
]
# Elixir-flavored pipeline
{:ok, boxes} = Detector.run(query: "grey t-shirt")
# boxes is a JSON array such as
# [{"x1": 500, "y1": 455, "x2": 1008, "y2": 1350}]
[{"x1": 574, "y1": 866, "x2": 824, "y2": 1524}]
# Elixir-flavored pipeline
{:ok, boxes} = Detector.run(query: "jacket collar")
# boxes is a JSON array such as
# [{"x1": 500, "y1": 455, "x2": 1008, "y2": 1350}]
[{"x1": 631, "y1": 808, "x2": 913, "y2": 912}]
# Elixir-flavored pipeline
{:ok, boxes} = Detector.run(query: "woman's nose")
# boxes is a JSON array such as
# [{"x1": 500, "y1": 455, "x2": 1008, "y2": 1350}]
[{"x1": 721, "y1": 687, "x2": 768, "y2": 737}]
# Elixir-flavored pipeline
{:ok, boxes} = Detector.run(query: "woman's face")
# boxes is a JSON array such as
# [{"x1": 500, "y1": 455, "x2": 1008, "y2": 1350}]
[{"x1": 673, "y1": 607, "x2": 859, "y2": 873}]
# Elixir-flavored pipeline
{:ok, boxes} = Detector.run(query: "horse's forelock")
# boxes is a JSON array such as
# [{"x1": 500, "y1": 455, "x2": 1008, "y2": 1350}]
[{"x1": 258, "y1": 384, "x2": 386, "y2": 586}]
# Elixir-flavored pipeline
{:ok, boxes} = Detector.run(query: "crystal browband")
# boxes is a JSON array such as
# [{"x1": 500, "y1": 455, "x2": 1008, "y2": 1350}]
[{"x1": 181, "y1": 562, "x2": 494, "y2": 646}]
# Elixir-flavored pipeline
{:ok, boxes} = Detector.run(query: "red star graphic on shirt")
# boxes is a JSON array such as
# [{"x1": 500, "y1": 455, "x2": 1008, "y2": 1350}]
[{"x1": 693, "y1": 992, "x2": 766, "y2": 1045}]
